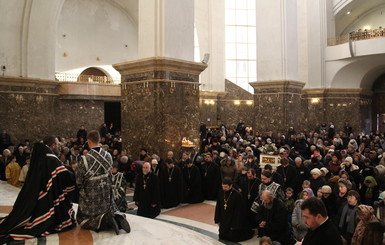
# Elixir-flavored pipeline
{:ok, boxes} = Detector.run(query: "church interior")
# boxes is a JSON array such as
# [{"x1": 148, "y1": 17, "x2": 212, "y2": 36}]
[{"x1": 1, "y1": 0, "x2": 385, "y2": 244}]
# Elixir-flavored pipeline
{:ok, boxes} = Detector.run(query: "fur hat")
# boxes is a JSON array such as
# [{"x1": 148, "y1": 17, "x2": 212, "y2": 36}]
[
  {"x1": 320, "y1": 167, "x2": 329, "y2": 175},
  {"x1": 310, "y1": 168, "x2": 321, "y2": 176},
  {"x1": 344, "y1": 156, "x2": 353, "y2": 165},
  {"x1": 321, "y1": 185, "x2": 332, "y2": 194}
]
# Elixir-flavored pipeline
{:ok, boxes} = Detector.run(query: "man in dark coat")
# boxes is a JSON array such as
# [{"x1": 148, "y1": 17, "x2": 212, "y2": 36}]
[
  {"x1": 200, "y1": 153, "x2": 221, "y2": 200},
  {"x1": 256, "y1": 190, "x2": 294, "y2": 245},
  {"x1": 0, "y1": 137, "x2": 75, "y2": 243},
  {"x1": 294, "y1": 157, "x2": 310, "y2": 195},
  {"x1": 134, "y1": 162, "x2": 161, "y2": 218},
  {"x1": 159, "y1": 158, "x2": 184, "y2": 208},
  {"x1": 182, "y1": 158, "x2": 203, "y2": 203},
  {"x1": 0, "y1": 129, "x2": 12, "y2": 153},
  {"x1": 301, "y1": 197, "x2": 342, "y2": 245},
  {"x1": 239, "y1": 168, "x2": 260, "y2": 228},
  {"x1": 277, "y1": 158, "x2": 297, "y2": 190},
  {"x1": 76, "y1": 125, "x2": 87, "y2": 141},
  {"x1": 214, "y1": 177, "x2": 253, "y2": 242}
]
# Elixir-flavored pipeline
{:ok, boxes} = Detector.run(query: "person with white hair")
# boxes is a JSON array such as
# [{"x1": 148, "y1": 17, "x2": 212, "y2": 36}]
[
  {"x1": 134, "y1": 162, "x2": 161, "y2": 218},
  {"x1": 0, "y1": 149, "x2": 11, "y2": 181},
  {"x1": 309, "y1": 168, "x2": 326, "y2": 195},
  {"x1": 255, "y1": 190, "x2": 295, "y2": 245}
]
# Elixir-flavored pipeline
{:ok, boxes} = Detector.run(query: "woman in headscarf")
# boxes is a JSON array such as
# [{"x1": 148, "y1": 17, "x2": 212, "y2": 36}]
[
  {"x1": 360, "y1": 176, "x2": 379, "y2": 206},
  {"x1": 292, "y1": 188, "x2": 314, "y2": 241},
  {"x1": 351, "y1": 205, "x2": 384, "y2": 245}
]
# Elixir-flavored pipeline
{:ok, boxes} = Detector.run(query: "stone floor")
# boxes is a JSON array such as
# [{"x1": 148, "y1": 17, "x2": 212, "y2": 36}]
[{"x1": 0, "y1": 181, "x2": 260, "y2": 244}]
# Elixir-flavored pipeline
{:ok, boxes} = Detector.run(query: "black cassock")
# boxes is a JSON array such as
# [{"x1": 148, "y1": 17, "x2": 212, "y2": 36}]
[
  {"x1": 134, "y1": 172, "x2": 161, "y2": 218},
  {"x1": 214, "y1": 188, "x2": 253, "y2": 242},
  {"x1": 239, "y1": 178, "x2": 260, "y2": 228},
  {"x1": 159, "y1": 165, "x2": 184, "y2": 208},
  {"x1": 182, "y1": 164, "x2": 203, "y2": 204},
  {"x1": 255, "y1": 198, "x2": 294, "y2": 245},
  {"x1": 0, "y1": 143, "x2": 75, "y2": 242},
  {"x1": 200, "y1": 161, "x2": 221, "y2": 200}
]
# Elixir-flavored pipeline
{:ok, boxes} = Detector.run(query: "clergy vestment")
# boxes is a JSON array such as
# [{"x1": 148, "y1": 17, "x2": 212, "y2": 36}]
[
  {"x1": 214, "y1": 188, "x2": 253, "y2": 242},
  {"x1": 111, "y1": 171, "x2": 128, "y2": 212},
  {"x1": 255, "y1": 198, "x2": 294, "y2": 245},
  {"x1": 159, "y1": 165, "x2": 184, "y2": 208},
  {"x1": 0, "y1": 143, "x2": 75, "y2": 242},
  {"x1": 182, "y1": 164, "x2": 203, "y2": 204},
  {"x1": 75, "y1": 147, "x2": 117, "y2": 230},
  {"x1": 200, "y1": 161, "x2": 221, "y2": 200},
  {"x1": 133, "y1": 171, "x2": 161, "y2": 218},
  {"x1": 239, "y1": 178, "x2": 260, "y2": 228}
]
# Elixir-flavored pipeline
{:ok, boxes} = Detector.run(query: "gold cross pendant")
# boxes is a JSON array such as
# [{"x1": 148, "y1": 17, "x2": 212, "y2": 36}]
[
  {"x1": 224, "y1": 203, "x2": 227, "y2": 210},
  {"x1": 143, "y1": 184, "x2": 146, "y2": 190},
  {"x1": 169, "y1": 177, "x2": 172, "y2": 182},
  {"x1": 248, "y1": 194, "x2": 251, "y2": 199}
]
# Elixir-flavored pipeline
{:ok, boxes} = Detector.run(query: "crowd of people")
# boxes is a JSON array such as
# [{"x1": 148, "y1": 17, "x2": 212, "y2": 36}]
[{"x1": 1, "y1": 120, "x2": 385, "y2": 244}]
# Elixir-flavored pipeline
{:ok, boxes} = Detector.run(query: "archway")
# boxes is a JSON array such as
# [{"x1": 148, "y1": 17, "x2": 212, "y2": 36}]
[
  {"x1": 77, "y1": 67, "x2": 112, "y2": 83},
  {"x1": 372, "y1": 73, "x2": 385, "y2": 132}
]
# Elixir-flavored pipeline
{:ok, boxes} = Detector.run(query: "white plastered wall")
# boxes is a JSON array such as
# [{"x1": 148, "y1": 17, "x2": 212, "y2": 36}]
[
  {"x1": 195, "y1": 0, "x2": 225, "y2": 92},
  {"x1": 56, "y1": 0, "x2": 138, "y2": 73}
]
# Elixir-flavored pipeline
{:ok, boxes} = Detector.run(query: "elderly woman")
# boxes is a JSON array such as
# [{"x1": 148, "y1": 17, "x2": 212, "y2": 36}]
[
  {"x1": 292, "y1": 188, "x2": 314, "y2": 241},
  {"x1": 309, "y1": 168, "x2": 326, "y2": 195},
  {"x1": 351, "y1": 205, "x2": 384, "y2": 245}
]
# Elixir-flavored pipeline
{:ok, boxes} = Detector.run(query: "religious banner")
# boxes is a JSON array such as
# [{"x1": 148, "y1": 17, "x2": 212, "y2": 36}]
[{"x1": 259, "y1": 154, "x2": 281, "y2": 168}]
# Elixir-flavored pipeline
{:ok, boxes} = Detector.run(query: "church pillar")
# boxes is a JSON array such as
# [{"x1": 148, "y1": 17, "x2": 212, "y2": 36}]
[
  {"x1": 114, "y1": 0, "x2": 206, "y2": 159},
  {"x1": 250, "y1": 81, "x2": 305, "y2": 133},
  {"x1": 251, "y1": 1, "x2": 304, "y2": 133},
  {"x1": 114, "y1": 58, "x2": 206, "y2": 159}
]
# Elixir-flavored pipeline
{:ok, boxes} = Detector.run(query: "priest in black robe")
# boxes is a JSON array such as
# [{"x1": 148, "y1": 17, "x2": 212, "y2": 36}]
[
  {"x1": 214, "y1": 177, "x2": 253, "y2": 242},
  {"x1": 239, "y1": 168, "x2": 260, "y2": 228},
  {"x1": 255, "y1": 190, "x2": 294, "y2": 245},
  {"x1": 276, "y1": 158, "x2": 298, "y2": 191},
  {"x1": 182, "y1": 158, "x2": 203, "y2": 203},
  {"x1": 0, "y1": 137, "x2": 76, "y2": 243},
  {"x1": 134, "y1": 162, "x2": 161, "y2": 218},
  {"x1": 200, "y1": 153, "x2": 221, "y2": 200},
  {"x1": 159, "y1": 158, "x2": 184, "y2": 208}
]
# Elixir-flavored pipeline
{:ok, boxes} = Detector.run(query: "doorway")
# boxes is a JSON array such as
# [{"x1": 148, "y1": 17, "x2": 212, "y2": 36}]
[
  {"x1": 372, "y1": 73, "x2": 385, "y2": 132},
  {"x1": 104, "y1": 102, "x2": 121, "y2": 134}
]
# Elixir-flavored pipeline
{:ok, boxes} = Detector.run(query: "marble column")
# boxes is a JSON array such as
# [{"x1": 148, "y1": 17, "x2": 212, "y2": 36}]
[
  {"x1": 250, "y1": 81, "x2": 305, "y2": 133},
  {"x1": 113, "y1": 57, "x2": 207, "y2": 159}
]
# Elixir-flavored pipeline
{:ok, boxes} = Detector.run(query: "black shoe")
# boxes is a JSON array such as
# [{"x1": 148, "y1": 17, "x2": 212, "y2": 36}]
[
  {"x1": 114, "y1": 214, "x2": 131, "y2": 233},
  {"x1": 102, "y1": 212, "x2": 119, "y2": 235}
]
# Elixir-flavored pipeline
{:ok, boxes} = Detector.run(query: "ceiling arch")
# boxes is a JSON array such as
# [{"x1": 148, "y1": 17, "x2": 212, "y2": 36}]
[{"x1": 330, "y1": 54, "x2": 385, "y2": 89}]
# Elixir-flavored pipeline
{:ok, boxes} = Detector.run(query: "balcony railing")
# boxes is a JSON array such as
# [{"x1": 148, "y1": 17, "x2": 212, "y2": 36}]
[
  {"x1": 327, "y1": 28, "x2": 385, "y2": 46},
  {"x1": 55, "y1": 72, "x2": 121, "y2": 84}
]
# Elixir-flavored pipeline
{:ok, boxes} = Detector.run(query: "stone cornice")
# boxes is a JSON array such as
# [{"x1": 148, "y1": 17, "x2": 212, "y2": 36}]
[
  {"x1": 303, "y1": 88, "x2": 373, "y2": 97},
  {"x1": 249, "y1": 80, "x2": 305, "y2": 90},
  {"x1": 58, "y1": 82, "x2": 121, "y2": 97},
  {"x1": 200, "y1": 91, "x2": 228, "y2": 97},
  {"x1": 0, "y1": 76, "x2": 58, "y2": 88},
  {"x1": 113, "y1": 57, "x2": 208, "y2": 76}
]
